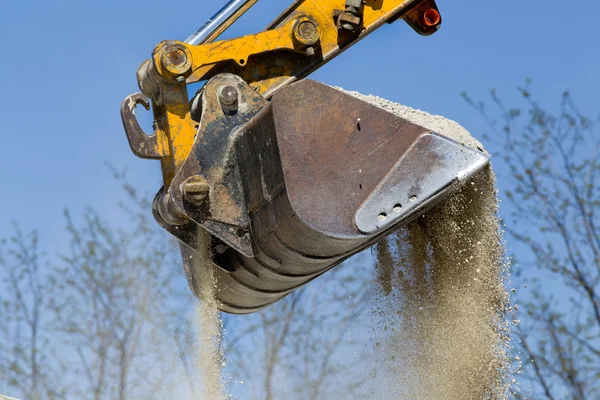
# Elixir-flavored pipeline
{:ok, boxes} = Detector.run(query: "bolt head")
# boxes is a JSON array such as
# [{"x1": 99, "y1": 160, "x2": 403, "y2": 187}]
[
  {"x1": 341, "y1": 23, "x2": 356, "y2": 32},
  {"x1": 160, "y1": 45, "x2": 192, "y2": 76},
  {"x1": 293, "y1": 17, "x2": 321, "y2": 46},
  {"x1": 219, "y1": 85, "x2": 239, "y2": 106},
  {"x1": 164, "y1": 48, "x2": 187, "y2": 68},
  {"x1": 182, "y1": 176, "x2": 210, "y2": 204},
  {"x1": 298, "y1": 21, "x2": 317, "y2": 40}
]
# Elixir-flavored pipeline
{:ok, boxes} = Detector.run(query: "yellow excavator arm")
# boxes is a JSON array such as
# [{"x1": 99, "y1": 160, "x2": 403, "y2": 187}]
[
  {"x1": 121, "y1": 0, "x2": 488, "y2": 314},
  {"x1": 129, "y1": 0, "x2": 442, "y2": 185}
]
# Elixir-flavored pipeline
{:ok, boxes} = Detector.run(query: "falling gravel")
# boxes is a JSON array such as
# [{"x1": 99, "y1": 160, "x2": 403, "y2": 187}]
[
  {"x1": 183, "y1": 228, "x2": 227, "y2": 400},
  {"x1": 343, "y1": 89, "x2": 512, "y2": 399}
]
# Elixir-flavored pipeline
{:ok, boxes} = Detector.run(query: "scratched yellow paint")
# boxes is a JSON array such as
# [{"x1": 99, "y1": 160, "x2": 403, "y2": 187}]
[{"x1": 158, "y1": 84, "x2": 196, "y2": 186}]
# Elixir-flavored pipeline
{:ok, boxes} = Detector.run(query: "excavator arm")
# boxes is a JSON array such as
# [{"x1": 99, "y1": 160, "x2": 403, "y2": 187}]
[
  {"x1": 127, "y1": 0, "x2": 442, "y2": 184},
  {"x1": 121, "y1": 0, "x2": 489, "y2": 314}
]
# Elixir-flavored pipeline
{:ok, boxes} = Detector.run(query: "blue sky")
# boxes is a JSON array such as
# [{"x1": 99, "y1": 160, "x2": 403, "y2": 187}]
[
  {"x1": 1, "y1": 0, "x2": 598, "y2": 252},
  {"x1": 2, "y1": 2, "x2": 599, "y2": 398}
]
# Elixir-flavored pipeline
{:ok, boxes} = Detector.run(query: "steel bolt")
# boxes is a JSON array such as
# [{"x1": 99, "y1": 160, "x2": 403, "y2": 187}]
[
  {"x1": 294, "y1": 18, "x2": 320, "y2": 46},
  {"x1": 166, "y1": 48, "x2": 187, "y2": 68},
  {"x1": 219, "y1": 86, "x2": 239, "y2": 106},
  {"x1": 298, "y1": 21, "x2": 317, "y2": 40},
  {"x1": 182, "y1": 175, "x2": 210, "y2": 204},
  {"x1": 305, "y1": 47, "x2": 315, "y2": 57}
]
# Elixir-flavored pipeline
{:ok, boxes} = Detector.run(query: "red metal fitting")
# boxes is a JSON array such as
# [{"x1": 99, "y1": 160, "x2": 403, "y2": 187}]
[{"x1": 423, "y1": 9, "x2": 441, "y2": 27}]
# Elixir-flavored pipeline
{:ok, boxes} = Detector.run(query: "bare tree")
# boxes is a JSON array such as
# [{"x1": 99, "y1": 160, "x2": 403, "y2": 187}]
[
  {"x1": 0, "y1": 226, "x2": 65, "y2": 400},
  {"x1": 222, "y1": 257, "x2": 371, "y2": 400},
  {"x1": 464, "y1": 82, "x2": 600, "y2": 399},
  {"x1": 39, "y1": 171, "x2": 197, "y2": 400},
  {"x1": 1, "y1": 169, "x2": 376, "y2": 400}
]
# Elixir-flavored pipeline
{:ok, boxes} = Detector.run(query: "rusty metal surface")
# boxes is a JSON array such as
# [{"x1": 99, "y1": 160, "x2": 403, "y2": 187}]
[
  {"x1": 190, "y1": 81, "x2": 438, "y2": 312},
  {"x1": 270, "y1": 80, "x2": 429, "y2": 238},
  {"x1": 157, "y1": 80, "x2": 491, "y2": 314}
]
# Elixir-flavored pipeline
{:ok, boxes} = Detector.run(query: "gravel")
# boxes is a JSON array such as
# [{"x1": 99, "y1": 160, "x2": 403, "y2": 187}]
[{"x1": 337, "y1": 88, "x2": 485, "y2": 152}]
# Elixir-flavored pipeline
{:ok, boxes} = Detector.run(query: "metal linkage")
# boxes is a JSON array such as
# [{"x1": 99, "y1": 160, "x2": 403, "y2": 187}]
[{"x1": 124, "y1": 0, "x2": 444, "y2": 195}]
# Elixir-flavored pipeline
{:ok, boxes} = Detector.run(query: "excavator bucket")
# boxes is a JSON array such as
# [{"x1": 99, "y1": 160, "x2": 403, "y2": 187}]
[
  {"x1": 121, "y1": 0, "x2": 486, "y2": 314},
  {"x1": 125, "y1": 75, "x2": 489, "y2": 314}
]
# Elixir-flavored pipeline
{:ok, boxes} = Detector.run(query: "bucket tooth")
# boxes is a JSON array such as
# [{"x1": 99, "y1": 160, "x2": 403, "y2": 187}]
[{"x1": 354, "y1": 132, "x2": 490, "y2": 234}]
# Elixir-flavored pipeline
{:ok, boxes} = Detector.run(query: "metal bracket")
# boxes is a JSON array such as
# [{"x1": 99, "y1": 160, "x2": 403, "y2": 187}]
[{"x1": 163, "y1": 73, "x2": 269, "y2": 257}]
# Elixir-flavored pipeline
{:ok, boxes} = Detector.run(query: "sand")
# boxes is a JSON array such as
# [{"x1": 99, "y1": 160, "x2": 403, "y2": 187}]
[
  {"x1": 339, "y1": 89, "x2": 486, "y2": 152},
  {"x1": 342, "y1": 89, "x2": 511, "y2": 399},
  {"x1": 371, "y1": 167, "x2": 510, "y2": 399}
]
